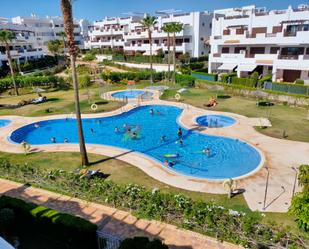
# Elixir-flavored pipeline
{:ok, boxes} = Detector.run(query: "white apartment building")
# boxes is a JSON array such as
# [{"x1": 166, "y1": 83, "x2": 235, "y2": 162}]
[
  {"x1": 0, "y1": 19, "x2": 44, "y2": 67},
  {"x1": 11, "y1": 15, "x2": 90, "y2": 52},
  {"x1": 208, "y1": 5, "x2": 309, "y2": 83},
  {"x1": 85, "y1": 11, "x2": 213, "y2": 58}
]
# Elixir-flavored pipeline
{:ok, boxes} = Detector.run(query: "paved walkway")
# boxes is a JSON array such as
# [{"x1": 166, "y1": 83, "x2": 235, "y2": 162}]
[
  {"x1": 0, "y1": 179, "x2": 242, "y2": 249},
  {"x1": 0, "y1": 89, "x2": 309, "y2": 212}
]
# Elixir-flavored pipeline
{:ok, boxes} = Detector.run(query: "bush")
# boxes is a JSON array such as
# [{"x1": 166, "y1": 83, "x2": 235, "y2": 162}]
[
  {"x1": 289, "y1": 165, "x2": 309, "y2": 231},
  {"x1": 0, "y1": 159, "x2": 306, "y2": 248},
  {"x1": 220, "y1": 73, "x2": 237, "y2": 83},
  {"x1": 83, "y1": 53, "x2": 96, "y2": 61},
  {"x1": 101, "y1": 71, "x2": 166, "y2": 83},
  {"x1": 295, "y1": 79, "x2": 305, "y2": 85},
  {"x1": 119, "y1": 237, "x2": 168, "y2": 249},
  {"x1": 0, "y1": 75, "x2": 62, "y2": 92},
  {"x1": 0, "y1": 195, "x2": 97, "y2": 249},
  {"x1": 231, "y1": 77, "x2": 256, "y2": 88},
  {"x1": 78, "y1": 74, "x2": 91, "y2": 88},
  {"x1": 176, "y1": 74, "x2": 195, "y2": 87}
]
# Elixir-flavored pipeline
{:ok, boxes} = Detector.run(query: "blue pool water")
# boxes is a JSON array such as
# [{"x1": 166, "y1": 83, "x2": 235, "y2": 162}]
[
  {"x1": 112, "y1": 90, "x2": 153, "y2": 99},
  {"x1": 0, "y1": 120, "x2": 11, "y2": 128},
  {"x1": 196, "y1": 115, "x2": 236, "y2": 128},
  {"x1": 10, "y1": 105, "x2": 261, "y2": 179}
]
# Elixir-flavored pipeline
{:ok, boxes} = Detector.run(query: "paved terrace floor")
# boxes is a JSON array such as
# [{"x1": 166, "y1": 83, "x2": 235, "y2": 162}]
[
  {"x1": 0, "y1": 89, "x2": 309, "y2": 212},
  {"x1": 0, "y1": 179, "x2": 242, "y2": 249}
]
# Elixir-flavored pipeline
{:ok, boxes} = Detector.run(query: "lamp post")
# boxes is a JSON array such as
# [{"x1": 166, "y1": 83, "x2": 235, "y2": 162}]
[
  {"x1": 262, "y1": 167, "x2": 269, "y2": 211},
  {"x1": 291, "y1": 167, "x2": 298, "y2": 199}
]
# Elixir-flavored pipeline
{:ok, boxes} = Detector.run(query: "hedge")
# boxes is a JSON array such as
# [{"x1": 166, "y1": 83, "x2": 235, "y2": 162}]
[
  {"x1": 100, "y1": 71, "x2": 166, "y2": 83},
  {"x1": 176, "y1": 74, "x2": 195, "y2": 87},
  {"x1": 0, "y1": 195, "x2": 97, "y2": 249},
  {"x1": 0, "y1": 75, "x2": 62, "y2": 92},
  {"x1": 220, "y1": 73, "x2": 237, "y2": 83},
  {"x1": 191, "y1": 71, "x2": 217, "y2": 82},
  {"x1": 113, "y1": 54, "x2": 164, "y2": 64},
  {"x1": 0, "y1": 159, "x2": 305, "y2": 248},
  {"x1": 231, "y1": 77, "x2": 256, "y2": 88}
]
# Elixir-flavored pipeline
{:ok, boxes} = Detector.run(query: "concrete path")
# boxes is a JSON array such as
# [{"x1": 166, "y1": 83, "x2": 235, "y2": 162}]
[
  {"x1": 0, "y1": 178, "x2": 242, "y2": 249},
  {"x1": 0, "y1": 89, "x2": 309, "y2": 212}
]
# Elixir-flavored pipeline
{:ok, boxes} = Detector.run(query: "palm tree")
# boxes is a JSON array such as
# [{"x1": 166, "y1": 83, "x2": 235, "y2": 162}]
[
  {"x1": 140, "y1": 15, "x2": 157, "y2": 84},
  {"x1": 161, "y1": 23, "x2": 173, "y2": 82},
  {"x1": 168, "y1": 22, "x2": 183, "y2": 84},
  {"x1": 0, "y1": 29, "x2": 19, "y2": 95},
  {"x1": 60, "y1": 0, "x2": 89, "y2": 166}
]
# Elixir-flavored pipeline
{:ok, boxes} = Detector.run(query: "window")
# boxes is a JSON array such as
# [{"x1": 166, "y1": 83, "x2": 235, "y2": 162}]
[
  {"x1": 222, "y1": 47, "x2": 229, "y2": 53},
  {"x1": 270, "y1": 47, "x2": 280, "y2": 54},
  {"x1": 184, "y1": 38, "x2": 190, "y2": 43},
  {"x1": 200, "y1": 37, "x2": 204, "y2": 41},
  {"x1": 249, "y1": 47, "x2": 265, "y2": 54},
  {"x1": 209, "y1": 23, "x2": 212, "y2": 29},
  {"x1": 234, "y1": 47, "x2": 246, "y2": 54},
  {"x1": 201, "y1": 52, "x2": 204, "y2": 55},
  {"x1": 202, "y1": 22, "x2": 205, "y2": 26},
  {"x1": 306, "y1": 48, "x2": 309, "y2": 55}
]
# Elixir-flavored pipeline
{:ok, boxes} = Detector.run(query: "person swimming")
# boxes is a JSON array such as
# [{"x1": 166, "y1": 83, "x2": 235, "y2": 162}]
[
  {"x1": 51, "y1": 137, "x2": 56, "y2": 143},
  {"x1": 164, "y1": 160, "x2": 175, "y2": 168},
  {"x1": 203, "y1": 147, "x2": 211, "y2": 156},
  {"x1": 157, "y1": 110, "x2": 161, "y2": 116},
  {"x1": 149, "y1": 108, "x2": 154, "y2": 115},
  {"x1": 114, "y1": 127, "x2": 120, "y2": 133},
  {"x1": 179, "y1": 138, "x2": 184, "y2": 146},
  {"x1": 34, "y1": 123, "x2": 40, "y2": 128},
  {"x1": 177, "y1": 128, "x2": 183, "y2": 139},
  {"x1": 90, "y1": 128, "x2": 94, "y2": 134},
  {"x1": 160, "y1": 135, "x2": 167, "y2": 142},
  {"x1": 64, "y1": 138, "x2": 69, "y2": 143}
]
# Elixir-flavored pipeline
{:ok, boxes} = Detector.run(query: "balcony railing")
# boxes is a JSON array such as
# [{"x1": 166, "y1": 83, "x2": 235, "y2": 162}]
[{"x1": 278, "y1": 55, "x2": 299, "y2": 60}]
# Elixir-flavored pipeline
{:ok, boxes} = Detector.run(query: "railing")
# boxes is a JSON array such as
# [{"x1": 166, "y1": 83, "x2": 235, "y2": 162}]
[
  {"x1": 278, "y1": 55, "x2": 299, "y2": 60},
  {"x1": 97, "y1": 231, "x2": 122, "y2": 249}
]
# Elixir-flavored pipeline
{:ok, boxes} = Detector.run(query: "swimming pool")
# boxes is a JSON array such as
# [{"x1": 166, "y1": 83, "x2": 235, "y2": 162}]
[
  {"x1": 0, "y1": 120, "x2": 11, "y2": 128},
  {"x1": 10, "y1": 105, "x2": 261, "y2": 180},
  {"x1": 111, "y1": 90, "x2": 153, "y2": 99},
  {"x1": 196, "y1": 115, "x2": 236, "y2": 128}
]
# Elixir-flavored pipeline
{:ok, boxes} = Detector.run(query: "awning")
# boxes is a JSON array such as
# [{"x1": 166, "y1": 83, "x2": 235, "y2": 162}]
[
  {"x1": 218, "y1": 63, "x2": 237, "y2": 71},
  {"x1": 237, "y1": 64, "x2": 257, "y2": 72}
]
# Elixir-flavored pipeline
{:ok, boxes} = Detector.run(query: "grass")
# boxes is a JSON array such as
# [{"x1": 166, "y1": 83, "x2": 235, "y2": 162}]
[
  {"x1": 0, "y1": 151, "x2": 247, "y2": 210},
  {"x1": 161, "y1": 87, "x2": 309, "y2": 143},
  {"x1": 1, "y1": 150, "x2": 306, "y2": 240},
  {"x1": 0, "y1": 85, "x2": 124, "y2": 117}
]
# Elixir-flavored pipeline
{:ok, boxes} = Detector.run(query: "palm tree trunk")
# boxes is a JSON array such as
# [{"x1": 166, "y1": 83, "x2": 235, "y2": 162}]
[
  {"x1": 5, "y1": 43, "x2": 18, "y2": 96},
  {"x1": 71, "y1": 54, "x2": 89, "y2": 166},
  {"x1": 172, "y1": 32, "x2": 176, "y2": 84},
  {"x1": 167, "y1": 33, "x2": 171, "y2": 82},
  {"x1": 149, "y1": 30, "x2": 153, "y2": 84},
  {"x1": 61, "y1": 0, "x2": 89, "y2": 166}
]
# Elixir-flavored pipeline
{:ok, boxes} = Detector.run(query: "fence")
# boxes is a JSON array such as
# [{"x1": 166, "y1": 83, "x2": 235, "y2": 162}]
[
  {"x1": 97, "y1": 231, "x2": 122, "y2": 249},
  {"x1": 264, "y1": 82, "x2": 309, "y2": 96},
  {"x1": 191, "y1": 72, "x2": 217, "y2": 82}
]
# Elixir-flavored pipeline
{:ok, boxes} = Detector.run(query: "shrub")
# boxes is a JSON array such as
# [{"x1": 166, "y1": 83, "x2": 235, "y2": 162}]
[
  {"x1": 0, "y1": 75, "x2": 62, "y2": 92},
  {"x1": 295, "y1": 79, "x2": 305, "y2": 85},
  {"x1": 0, "y1": 195, "x2": 97, "y2": 249},
  {"x1": 231, "y1": 77, "x2": 256, "y2": 88},
  {"x1": 78, "y1": 74, "x2": 91, "y2": 88},
  {"x1": 289, "y1": 165, "x2": 309, "y2": 231},
  {"x1": 176, "y1": 74, "x2": 195, "y2": 87},
  {"x1": 101, "y1": 71, "x2": 166, "y2": 83},
  {"x1": 220, "y1": 73, "x2": 237, "y2": 83},
  {"x1": 83, "y1": 53, "x2": 96, "y2": 61},
  {"x1": 0, "y1": 159, "x2": 306, "y2": 248}
]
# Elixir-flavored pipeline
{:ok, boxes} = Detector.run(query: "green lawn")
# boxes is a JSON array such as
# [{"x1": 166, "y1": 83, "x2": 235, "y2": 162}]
[
  {"x1": 161, "y1": 87, "x2": 309, "y2": 143},
  {"x1": 0, "y1": 85, "x2": 124, "y2": 117}
]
